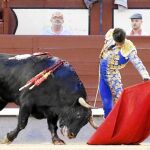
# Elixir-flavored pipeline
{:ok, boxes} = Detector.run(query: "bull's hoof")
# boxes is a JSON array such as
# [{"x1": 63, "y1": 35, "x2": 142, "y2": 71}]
[
  {"x1": 53, "y1": 139, "x2": 65, "y2": 145},
  {"x1": 0, "y1": 136, "x2": 12, "y2": 144}
]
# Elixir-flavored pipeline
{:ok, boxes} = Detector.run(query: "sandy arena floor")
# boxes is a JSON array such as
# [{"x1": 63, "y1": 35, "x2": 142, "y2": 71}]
[{"x1": 0, "y1": 116, "x2": 149, "y2": 150}]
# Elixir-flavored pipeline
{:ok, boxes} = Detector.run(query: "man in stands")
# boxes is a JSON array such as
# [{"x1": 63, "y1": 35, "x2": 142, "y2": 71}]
[
  {"x1": 41, "y1": 11, "x2": 72, "y2": 35},
  {"x1": 128, "y1": 13, "x2": 148, "y2": 36}
]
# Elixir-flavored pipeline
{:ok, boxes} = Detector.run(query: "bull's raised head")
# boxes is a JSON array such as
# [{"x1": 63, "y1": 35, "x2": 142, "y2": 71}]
[{"x1": 59, "y1": 97, "x2": 98, "y2": 139}]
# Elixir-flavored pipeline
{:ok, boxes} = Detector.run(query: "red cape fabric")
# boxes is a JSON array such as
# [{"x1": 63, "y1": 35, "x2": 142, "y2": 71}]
[{"x1": 87, "y1": 81, "x2": 150, "y2": 145}]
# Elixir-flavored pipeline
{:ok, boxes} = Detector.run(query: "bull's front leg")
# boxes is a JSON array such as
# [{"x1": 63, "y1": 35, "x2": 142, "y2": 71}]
[
  {"x1": 47, "y1": 116, "x2": 65, "y2": 145},
  {"x1": 0, "y1": 103, "x2": 31, "y2": 144}
]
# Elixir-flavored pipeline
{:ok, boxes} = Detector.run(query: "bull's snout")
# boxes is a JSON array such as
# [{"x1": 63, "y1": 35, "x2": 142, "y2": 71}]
[
  {"x1": 61, "y1": 126, "x2": 76, "y2": 139},
  {"x1": 68, "y1": 132, "x2": 76, "y2": 139}
]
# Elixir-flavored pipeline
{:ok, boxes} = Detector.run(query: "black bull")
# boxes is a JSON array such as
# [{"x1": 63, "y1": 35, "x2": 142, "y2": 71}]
[{"x1": 0, "y1": 54, "x2": 98, "y2": 144}]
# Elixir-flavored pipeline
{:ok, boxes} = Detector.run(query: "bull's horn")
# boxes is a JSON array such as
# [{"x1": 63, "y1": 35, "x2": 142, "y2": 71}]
[
  {"x1": 89, "y1": 116, "x2": 99, "y2": 129},
  {"x1": 78, "y1": 97, "x2": 95, "y2": 109}
]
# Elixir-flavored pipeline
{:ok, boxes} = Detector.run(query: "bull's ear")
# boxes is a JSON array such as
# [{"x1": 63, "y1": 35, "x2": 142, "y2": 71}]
[{"x1": 78, "y1": 97, "x2": 95, "y2": 109}]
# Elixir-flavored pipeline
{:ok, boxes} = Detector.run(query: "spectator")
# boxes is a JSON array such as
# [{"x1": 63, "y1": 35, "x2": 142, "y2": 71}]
[
  {"x1": 41, "y1": 11, "x2": 72, "y2": 35},
  {"x1": 128, "y1": 13, "x2": 148, "y2": 36}
]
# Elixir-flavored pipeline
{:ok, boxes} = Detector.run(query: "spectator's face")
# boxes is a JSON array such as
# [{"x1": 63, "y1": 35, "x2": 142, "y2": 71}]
[
  {"x1": 51, "y1": 16, "x2": 64, "y2": 27},
  {"x1": 131, "y1": 19, "x2": 142, "y2": 30}
]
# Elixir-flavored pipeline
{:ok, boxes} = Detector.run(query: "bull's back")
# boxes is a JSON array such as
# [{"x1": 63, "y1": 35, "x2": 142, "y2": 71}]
[{"x1": 0, "y1": 54, "x2": 86, "y2": 105}]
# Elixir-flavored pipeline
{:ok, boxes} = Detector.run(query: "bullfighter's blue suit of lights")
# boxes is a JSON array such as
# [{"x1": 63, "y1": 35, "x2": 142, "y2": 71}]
[{"x1": 99, "y1": 29, "x2": 150, "y2": 118}]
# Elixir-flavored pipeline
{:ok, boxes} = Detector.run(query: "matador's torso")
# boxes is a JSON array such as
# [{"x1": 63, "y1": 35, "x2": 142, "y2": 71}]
[
  {"x1": 101, "y1": 39, "x2": 135, "y2": 70},
  {"x1": 100, "y1": 28, "x2": 150, "y2": 80}
]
